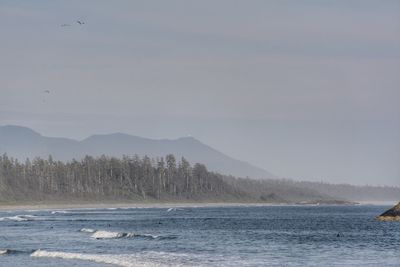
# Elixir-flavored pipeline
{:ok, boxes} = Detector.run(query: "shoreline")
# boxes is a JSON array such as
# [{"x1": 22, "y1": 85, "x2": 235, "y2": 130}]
[
  {"x1": 0, "y1": 201, "x2": 295, "y2": 211},
  {"x1": 0, "y1": 200, "x2": 395, "y2": 211}
]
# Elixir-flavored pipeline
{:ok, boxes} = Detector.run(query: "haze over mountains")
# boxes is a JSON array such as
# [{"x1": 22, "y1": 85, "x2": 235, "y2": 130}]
[
  {"x1": 1, "y1": 125, "x2": 399, "y2": 202},
  {"x1": 0, "y1": 125, "x2": 274, "y2": 180}
]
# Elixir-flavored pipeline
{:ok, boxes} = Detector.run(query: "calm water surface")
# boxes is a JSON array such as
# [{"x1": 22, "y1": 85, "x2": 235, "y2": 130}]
[{"x1": 0, "y1": 205, "x2": 399, "y2": 266}]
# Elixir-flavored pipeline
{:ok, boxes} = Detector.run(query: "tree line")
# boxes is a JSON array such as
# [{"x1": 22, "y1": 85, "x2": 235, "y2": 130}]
[
  {"x1": 3, "y1": 153, "x2": 391, "y2": 203},
  {"x1": 0, "y1": 153, "x2": 245, "y2": 202}
]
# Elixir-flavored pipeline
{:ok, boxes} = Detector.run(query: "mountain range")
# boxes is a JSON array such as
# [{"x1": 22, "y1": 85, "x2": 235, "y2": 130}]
[{"x1": 0, "y1": 125, "x2": 274, "y2": 179}]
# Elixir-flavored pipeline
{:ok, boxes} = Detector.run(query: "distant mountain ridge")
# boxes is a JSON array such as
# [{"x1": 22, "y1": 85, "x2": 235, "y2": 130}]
[{"x1": 0, "y1": 125, "x2": 274, "y2": 179}]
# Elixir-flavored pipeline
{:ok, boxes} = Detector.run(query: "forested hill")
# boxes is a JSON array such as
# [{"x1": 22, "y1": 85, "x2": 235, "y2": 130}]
[
  {"x1": 0, "y1": 154, "x2": 329, "y2": 204},
  {"x1": 289, "y1": 180, "x2": 400, "y2": 202},
  {"x1": 0, "y1": 125, "x2": 273, "y2": 180}
]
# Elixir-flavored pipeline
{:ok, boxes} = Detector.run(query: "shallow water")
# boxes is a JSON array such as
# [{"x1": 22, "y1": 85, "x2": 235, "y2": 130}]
[{"x1": 0, "y1": 205, "x2": 399, "y2": 266}]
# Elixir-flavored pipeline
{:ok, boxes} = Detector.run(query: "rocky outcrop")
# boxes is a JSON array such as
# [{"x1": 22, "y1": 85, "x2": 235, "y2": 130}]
[{"x1": 376, "y1": 202, "x2": 400, "y2": 221}]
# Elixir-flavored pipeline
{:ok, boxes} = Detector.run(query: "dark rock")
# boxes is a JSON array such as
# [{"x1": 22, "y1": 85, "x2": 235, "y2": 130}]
[{"x1": 377, "y1": 202, "x2": 400, "y2": 221}]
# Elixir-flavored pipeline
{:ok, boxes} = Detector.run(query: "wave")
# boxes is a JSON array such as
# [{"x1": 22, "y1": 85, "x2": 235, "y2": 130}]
[
  {"x1": 31, "y1": 250, "x2": 138, "y2": 267},
  {"x1": 91, "y1": 230, "x2": 160, "y2": 240},
  {"x1": 80, "y1": 228, "x2": 96, "y2": 233},
  {"x1": 166, "y1": 208, "x2": 184, "y2": 212},
  {"x1": 87, "y1": 230, "x2": 174, "y2": 240},
  {"x1": 0, "y1": 215, "x2": 37, "y2": 222},
  {"x1": 51, "y1": 210, "x2": 69, "y2": 214},
  {"x1": 31, "y1": 250, "x2": 183, "y2": 267},
  {"x1": 78, "y1": 227, "x2": 176, "y2": 240},
  {"x1": 91, "y1": 230, "x2": 133, "y2": 239}
]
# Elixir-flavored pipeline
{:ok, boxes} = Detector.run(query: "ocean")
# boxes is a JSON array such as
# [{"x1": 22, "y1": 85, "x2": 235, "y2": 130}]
[{"x1": 0, "y1": 205, "x2": 399, "y2": 266}]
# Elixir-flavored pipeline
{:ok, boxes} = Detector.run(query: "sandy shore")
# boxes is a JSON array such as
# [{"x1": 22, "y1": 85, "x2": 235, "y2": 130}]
[
  {"x1": 0, "y1": 200, "x2": 393, "y2": 211},
  {"x1": 0, "y1": 201, "x2": 287, "y2": 211}
]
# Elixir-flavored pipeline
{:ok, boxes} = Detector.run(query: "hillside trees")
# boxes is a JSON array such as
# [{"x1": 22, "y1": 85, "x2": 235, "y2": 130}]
[
  {"x1": 1, "y1": 153, "x2": 379, "y2": 203},
  {"x1": 0, "y1": 153, "x2": 240, "y2": 201}
]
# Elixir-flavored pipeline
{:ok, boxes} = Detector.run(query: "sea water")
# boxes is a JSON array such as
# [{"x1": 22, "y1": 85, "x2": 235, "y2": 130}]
[{"x1": 0, "y1": 205, "x2": 399, "y2": 266}]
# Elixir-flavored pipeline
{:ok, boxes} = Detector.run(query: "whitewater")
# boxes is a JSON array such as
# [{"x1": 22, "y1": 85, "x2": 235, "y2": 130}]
[{"x1": 0, "y1": 205, "x2": 399, "y2": 266}]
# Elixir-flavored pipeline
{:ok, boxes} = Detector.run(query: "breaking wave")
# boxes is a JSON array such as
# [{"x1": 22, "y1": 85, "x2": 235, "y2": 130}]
[
  {"x1": 90, "y1": 230, "x2": 165, "y2": 240},
  {"x1": 91, "y1": 230, "x2": 135, "y2": 239},
  {"x1": 166, "y1": 208, "x2": 184, "y2": 212},
  {"x1": 51, "y1": 210, "x2": 69, "y2": 214},
  {"x1": 79, "y1": 229, "x2": 176, "y2": 240},
  {"x1": 30, "y1": 250, "x2": 182, "y2": 267},
  {"x1": 79, "y1": 228, "x2": 96, "y2": 233},
  {"x1": 0, "y1": 215, "x2": 37, "y2": 222}
]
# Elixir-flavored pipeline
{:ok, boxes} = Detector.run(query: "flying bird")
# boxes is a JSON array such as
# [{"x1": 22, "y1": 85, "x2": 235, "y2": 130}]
[{"x1": 76, "y1": 20, "x2": 85, "y2": 25}]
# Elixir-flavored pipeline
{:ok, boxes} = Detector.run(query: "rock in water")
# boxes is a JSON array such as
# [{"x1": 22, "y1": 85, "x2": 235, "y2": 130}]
[{"x1": 377, "y1": 202, "x2": 400, "y2": 221}]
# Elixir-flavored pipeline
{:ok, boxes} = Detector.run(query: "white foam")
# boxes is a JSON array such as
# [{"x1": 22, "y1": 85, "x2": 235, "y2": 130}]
[
  {"x1": 91, "y1": 230, "x2": 132, "y2": 239},
  {"x1": 31, "y1": 250, "x2": 136, "y2": 267},
  {"x1": 31, "y1": 250, "x2": 177, "y2": 267},
  {"x1": 166, "y1": 208, "x2": 184, "y2": 212},
  {"x1": 0, "y1": 215, "x2": 36, "y2": 222},
  {"x1": 51, "y1": 210, "x2": 69, "y2": 214},
  {"x1": 80, "y1": 228, "x2": 96, "y2": 233},
  {"x1": 89, "y1": 230, "x2": 158, "y2": 240}
]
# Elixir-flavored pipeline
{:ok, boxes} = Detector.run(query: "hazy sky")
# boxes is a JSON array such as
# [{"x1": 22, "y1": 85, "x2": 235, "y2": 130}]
[{"x1": 1, "y1": 0, "x2": 399, "y2": 186}]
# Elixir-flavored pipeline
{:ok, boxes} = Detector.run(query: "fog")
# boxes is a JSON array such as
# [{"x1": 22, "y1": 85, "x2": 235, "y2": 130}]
[{"x1": 1, "y1": 0, "x2": 399, "y2": 186}]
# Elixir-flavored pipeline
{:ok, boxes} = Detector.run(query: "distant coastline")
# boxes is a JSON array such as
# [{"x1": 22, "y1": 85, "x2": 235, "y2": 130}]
[{"x1": 3, "y1": 199, "x2": 394, "y2": 212}]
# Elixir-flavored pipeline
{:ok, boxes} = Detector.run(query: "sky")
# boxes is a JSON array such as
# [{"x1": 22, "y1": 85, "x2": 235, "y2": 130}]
[{"x1": 1, "y1": 0, "x2": 399, "y2": 186}]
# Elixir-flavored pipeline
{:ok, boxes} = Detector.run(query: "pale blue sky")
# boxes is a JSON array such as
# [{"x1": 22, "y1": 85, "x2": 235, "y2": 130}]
[{"x1": 1, "y1": 0, "x2": 399, "y2": 185}]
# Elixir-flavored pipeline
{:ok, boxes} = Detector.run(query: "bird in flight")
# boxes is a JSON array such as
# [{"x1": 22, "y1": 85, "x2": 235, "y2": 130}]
[{"x1": 76, "y1": 20, "x2": 85, "y2": 25}]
